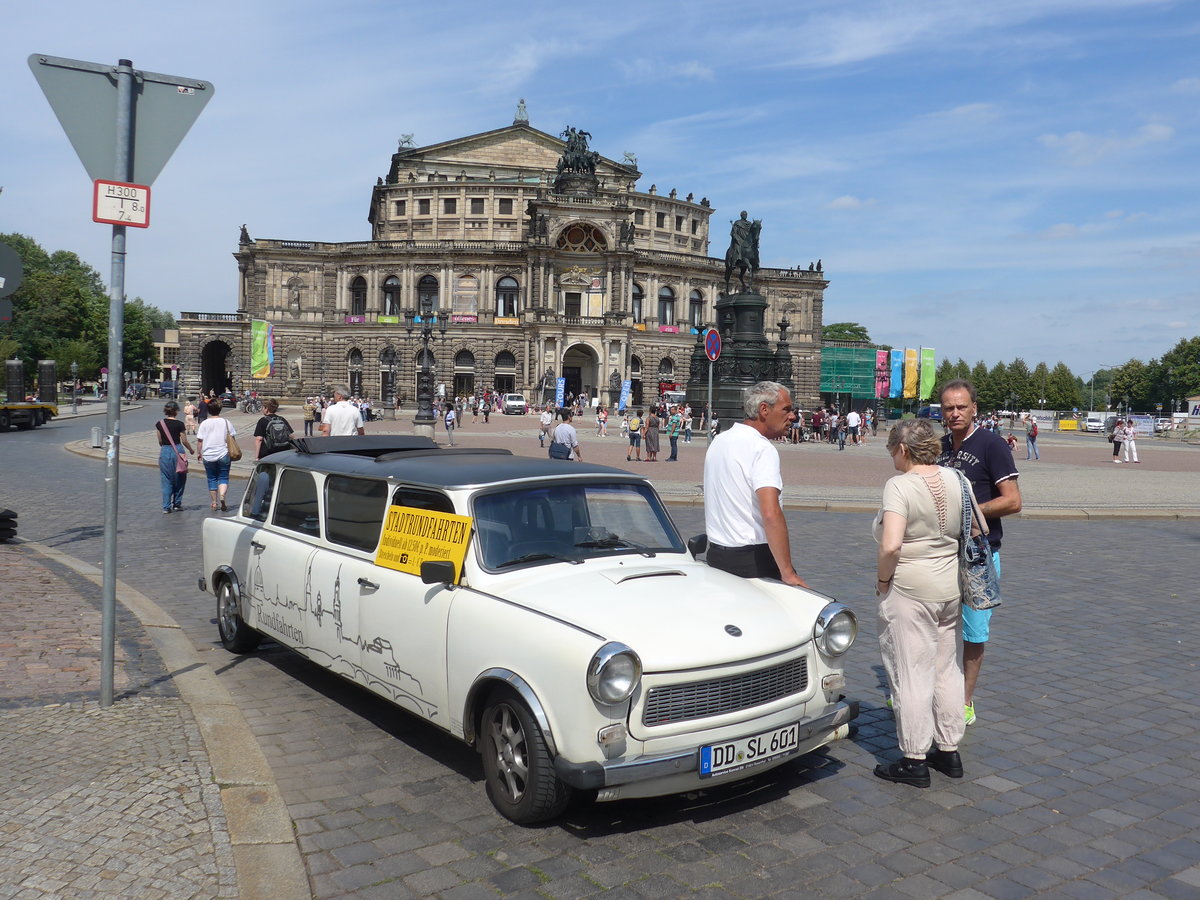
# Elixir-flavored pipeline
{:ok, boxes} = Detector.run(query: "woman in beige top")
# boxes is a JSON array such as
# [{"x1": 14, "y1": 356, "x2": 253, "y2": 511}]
[{"x1": 872, "y1": 418, "x2": 967, "y2": 788}]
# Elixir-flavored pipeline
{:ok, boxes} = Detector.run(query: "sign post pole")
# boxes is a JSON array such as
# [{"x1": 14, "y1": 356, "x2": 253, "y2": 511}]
[
  {"x1": 98, "y1": 60, "x2": 135, "y2": 708},
  {"x1": 704, "y1": 328, "x2": 721, "y2": 444}
]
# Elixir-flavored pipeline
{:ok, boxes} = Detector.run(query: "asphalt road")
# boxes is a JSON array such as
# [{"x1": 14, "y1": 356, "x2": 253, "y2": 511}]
[{"x1": 3, "y1": 409, "x2": 1200, "y2": 899}]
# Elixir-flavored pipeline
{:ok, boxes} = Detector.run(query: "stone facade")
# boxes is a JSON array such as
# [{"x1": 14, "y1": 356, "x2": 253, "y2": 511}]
[{"x1": 179, "y1": 119, "x2": 827, "y2": 408}]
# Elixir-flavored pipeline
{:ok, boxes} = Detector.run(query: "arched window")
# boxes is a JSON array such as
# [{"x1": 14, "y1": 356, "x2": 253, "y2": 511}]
[
  {"x1": 555, "y1": 223, "x2": 608, "y2": 252},
  {"x1": 454, "y1": 350, "x2": 476, "y2": 369},
  {"x1": 658, "y1": 286, "x2": 676, "y2": 326},
  {"x1": 631, "y1": 283, "x2": 644, "y2": 323},
  {"x1": 658, "y1": 357, "x2": 674, "y2": 380},
  {"x1": 496, "y1": 276, "x2": 519, "y2": 317},
  {"x1": 350, "y1": 277, "x2": 367, "y2": 317},
  {"x1": 495, "y1": 351, "x2": 516, "y2": 369},
  {"x1": 689, "y1": 289, "x2": 704, "y2": 328},
  {"x1": 418, "y1": 275, "x2": 438, "y2": 317},
  {"x1": 382, "y1": 276, "x2": 401, "y2": 316},
  {"x1": 630, "y1": 356, "x2": 642, "y2": 377}
]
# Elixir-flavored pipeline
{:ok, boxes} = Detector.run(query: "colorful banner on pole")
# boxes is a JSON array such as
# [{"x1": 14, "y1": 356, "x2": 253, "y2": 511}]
[
  {"x1": 890, "y1": 350, "x2": 903, "y2": 399},
  {"x1": 250, "y1": 319, "x2": 274, "y2": 378},
  {"x1": 903, "y1": 348, "x2": 919, "y2": 399},
  {"x1": 875, "y1": 350, "x2": 890, "y2": 400},
  {"x1": 919, "y1": 348, "x2": 936, "y2": 400}
]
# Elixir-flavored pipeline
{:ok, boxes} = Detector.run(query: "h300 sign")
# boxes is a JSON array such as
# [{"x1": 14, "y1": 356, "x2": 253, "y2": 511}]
[{"x1": 93, "y1": 179, "x2": 151, "y2": 228}]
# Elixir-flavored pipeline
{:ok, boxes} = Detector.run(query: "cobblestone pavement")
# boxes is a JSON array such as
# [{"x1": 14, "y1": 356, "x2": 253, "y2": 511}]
[
  {"x1": 3, "y1": 409, "x2": 1200, "y2": 898},
  {"x1": 0, "y1": 543, "x2": 237, "y2": 900}
]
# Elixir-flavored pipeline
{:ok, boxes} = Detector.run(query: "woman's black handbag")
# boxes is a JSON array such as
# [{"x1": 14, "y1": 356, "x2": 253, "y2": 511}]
[{"x1": 955, "y1": 470, "x2": 1002, "y2": 610}]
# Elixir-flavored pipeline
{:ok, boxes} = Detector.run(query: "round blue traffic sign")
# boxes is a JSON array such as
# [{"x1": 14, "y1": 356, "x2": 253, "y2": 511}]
[{"x1": 704, "y1": 328, "x2": 722, "y2": 361}]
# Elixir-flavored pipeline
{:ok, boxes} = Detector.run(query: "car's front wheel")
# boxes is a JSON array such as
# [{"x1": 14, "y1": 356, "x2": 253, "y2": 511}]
[
  {"x1": 481, "y1": 689, "x2": 571, "y2": 824},
  {"x1": 216, "y1": 579, "x2": 262, "y2": 653}
]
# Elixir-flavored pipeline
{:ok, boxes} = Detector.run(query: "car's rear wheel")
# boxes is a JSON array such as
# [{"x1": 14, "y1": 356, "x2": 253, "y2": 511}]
[
  {"x1": 480, "y1": 689, "x2": 571, "y2": 824},
  {"x1": 216, "y1": 579, "x2": 262, "y2": 653}
]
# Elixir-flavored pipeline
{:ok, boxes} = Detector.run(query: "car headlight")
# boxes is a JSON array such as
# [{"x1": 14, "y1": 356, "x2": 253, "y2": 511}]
[
  {"x1": 814, "y1": 602, "x2": 857, "y2": 656},
  {"x1": 587, "y1": 642, "x2": 642, "y2": 704}
]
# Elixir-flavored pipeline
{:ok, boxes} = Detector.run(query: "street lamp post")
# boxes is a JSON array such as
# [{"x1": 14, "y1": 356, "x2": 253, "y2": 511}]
[
  {"x1": 70, "y1": 361, "x2": 78, "y2": 415},
  {"x1": 404, "y1": 307, "x2": 449, "y2": 438}
]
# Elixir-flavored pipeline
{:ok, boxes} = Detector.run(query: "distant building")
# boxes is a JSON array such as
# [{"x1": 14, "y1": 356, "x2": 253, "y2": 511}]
[{"x1": 178, "y1": 112, "x2": 827, "y2": 407}]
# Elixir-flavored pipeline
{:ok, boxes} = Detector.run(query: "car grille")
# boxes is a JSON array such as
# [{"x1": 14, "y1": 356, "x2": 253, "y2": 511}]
[{"x1": 642, "y1": 657, "x2": 809, "y2": 727}]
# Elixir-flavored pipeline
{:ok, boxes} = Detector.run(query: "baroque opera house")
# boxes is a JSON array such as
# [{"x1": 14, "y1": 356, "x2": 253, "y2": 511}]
[{"x1": 179, "y1": 105, "x2": 828, "y2": 408}]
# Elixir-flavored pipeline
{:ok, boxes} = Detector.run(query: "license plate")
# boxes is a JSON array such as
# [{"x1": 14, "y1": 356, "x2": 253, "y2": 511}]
[{"x1": 699, "y1": 722, "x2": 800, "y2": 778}]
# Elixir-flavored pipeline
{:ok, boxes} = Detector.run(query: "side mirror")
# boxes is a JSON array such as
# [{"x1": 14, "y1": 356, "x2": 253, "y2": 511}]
[
  {"x1": 420, "y1": 560, "x2": 457, "y2": 585},
  {"x1": 687, "y1": 533, "x2": 708, "y2": 559}
]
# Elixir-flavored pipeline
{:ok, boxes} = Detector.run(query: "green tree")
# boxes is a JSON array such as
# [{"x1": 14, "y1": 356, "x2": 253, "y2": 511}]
[
  {"x1": 1029, "y1": 361, "x2": 1051, "y2": 409},
  {"x1": 1047, "y1": 362, "x2": 1081, "y2": 410},
  {"x1": 1155, "y1": 336, "x2": 1200, "y2": 413},
  {"x1": 935, "y1": 357, "x2": 957, "y2": 391},
  {"x1": 982, "y1": 361, "x2": 1008, "y2": 410},
  {"x1": 1110, "y1": 358, "x2": 1152, "y2": 411},
  {"x1": 823, "y1": 322, "x2": 871, "y2": 343},
  {"x1": 46, "y1": 338, "x2": 103, "y2": 381},
  {"x1": 1006, "y1": 358, "x2": 1031, "y2": 409},
  {"x1": 970, "y1": 361, "x2": 990, "y2": 406}
]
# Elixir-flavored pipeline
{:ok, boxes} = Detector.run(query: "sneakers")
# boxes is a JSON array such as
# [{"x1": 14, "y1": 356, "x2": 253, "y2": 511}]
[
  {"x1": 926, "y1": 748, "x2": 964, "y2": 778},
  {"x1": 874, "y1": 758, "x2": 930, "y2": 788},
  {"x1": 162, "y1": 508, "x2": 172, "y2": 514},
  {"x1": 964, "y1": 702, "x2": 977, "y2": 726}
]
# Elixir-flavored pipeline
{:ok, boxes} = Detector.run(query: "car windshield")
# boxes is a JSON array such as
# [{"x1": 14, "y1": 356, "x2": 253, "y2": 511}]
[{"x1": 471, "y1": 482, "x2": 686, "y2": 570}]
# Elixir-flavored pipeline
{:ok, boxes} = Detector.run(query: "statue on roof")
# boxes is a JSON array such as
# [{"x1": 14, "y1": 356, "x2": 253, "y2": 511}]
[
  {"x1": 557, "y1": 126, "x2": 599, "y2": 176},
  {"x1": 514, "y1": 98, "x2": 528, "y2": 125},
  {"x1": 622, "y1": 151, "x2": 638, "y2": 168},
  {"x1": 397, "y1": 134, "x2": 415, "y2": 150}
]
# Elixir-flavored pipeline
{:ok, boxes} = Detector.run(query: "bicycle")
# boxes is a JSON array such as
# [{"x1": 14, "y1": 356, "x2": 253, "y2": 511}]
[{"x1": 241, "y1": 397, "x2": 263, "y2": 415}]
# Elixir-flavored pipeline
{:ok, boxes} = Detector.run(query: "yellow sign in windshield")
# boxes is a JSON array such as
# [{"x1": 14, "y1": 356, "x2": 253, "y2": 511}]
[{"x1": 375, "y1": 506, "x2": 473, "y2": 581}]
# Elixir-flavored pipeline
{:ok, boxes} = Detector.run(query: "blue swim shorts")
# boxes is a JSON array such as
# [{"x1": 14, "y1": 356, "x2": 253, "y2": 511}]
[{"x1": 962, "y1": 549, "x2": 1001, "y2": 644}]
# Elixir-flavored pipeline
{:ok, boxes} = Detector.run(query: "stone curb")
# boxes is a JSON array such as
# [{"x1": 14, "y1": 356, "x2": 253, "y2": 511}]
[{"x1": 20, "y1": 539, "x2": 311, "y2": 900}]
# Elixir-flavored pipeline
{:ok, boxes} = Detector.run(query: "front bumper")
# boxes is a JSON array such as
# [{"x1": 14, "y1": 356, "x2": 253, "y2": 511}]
[{"x1": 553, "y1": 699, "x2": 858, "y2": 791}]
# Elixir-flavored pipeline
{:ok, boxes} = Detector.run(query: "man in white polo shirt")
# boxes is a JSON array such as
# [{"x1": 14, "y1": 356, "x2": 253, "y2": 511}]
[
  {"x1": 703, "y1": 381, "x2": 809, "y2": 586},
  {"x1": 319, "y1": 384, "x2": 365, "y2": 436}
]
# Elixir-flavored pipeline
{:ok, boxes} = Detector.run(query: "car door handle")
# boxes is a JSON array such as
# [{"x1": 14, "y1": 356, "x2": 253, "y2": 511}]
[
  {"x1": 251, "y1": 541, "x2": 265, "y2": 551},
  {"x1": 357, "y1": 577, "x2": 379, "y2": 590}
]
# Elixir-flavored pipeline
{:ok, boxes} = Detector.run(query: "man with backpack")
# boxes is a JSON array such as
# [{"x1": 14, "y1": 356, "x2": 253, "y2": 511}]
[{"x1": 254, "y1": 398, "x2": 296, "y2": 459}]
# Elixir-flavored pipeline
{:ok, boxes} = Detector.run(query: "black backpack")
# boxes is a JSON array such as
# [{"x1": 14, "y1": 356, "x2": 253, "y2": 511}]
[{"x1": 262, "y1": 415, "x2": 292, "y2": 453}]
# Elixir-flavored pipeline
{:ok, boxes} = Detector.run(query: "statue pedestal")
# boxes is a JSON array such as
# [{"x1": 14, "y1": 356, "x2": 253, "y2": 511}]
[{"x1": 689, "y1": 290, "x2": 794, "y2": 427}]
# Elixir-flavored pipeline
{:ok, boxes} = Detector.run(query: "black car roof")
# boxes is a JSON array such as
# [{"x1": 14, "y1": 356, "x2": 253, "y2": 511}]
[{"x1": 260, "y1": 436, "x2": 648, "y2": 489}]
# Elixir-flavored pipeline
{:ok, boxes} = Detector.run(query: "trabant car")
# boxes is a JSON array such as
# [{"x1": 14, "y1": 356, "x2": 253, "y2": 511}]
[{"x1": 199, "y1": 437, "x2": 859, "y2": 823}]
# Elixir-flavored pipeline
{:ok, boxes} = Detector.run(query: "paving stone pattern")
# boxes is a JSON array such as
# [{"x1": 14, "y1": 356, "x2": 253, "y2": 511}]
[
  {"x1": 2, "y1": 410, "x2": 1200, "y2": 898},
  {"x1": 0, "y1": 543, "x2": 237, "y2": 900}
]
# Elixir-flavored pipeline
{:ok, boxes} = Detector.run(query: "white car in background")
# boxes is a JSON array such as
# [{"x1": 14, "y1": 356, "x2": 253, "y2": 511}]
[
  {"x1": 502, "y1": 393, "x2": 527, "y2": 415},
  {"x1": 200, "y1": 437, "x2": 860, "y2": 823}
]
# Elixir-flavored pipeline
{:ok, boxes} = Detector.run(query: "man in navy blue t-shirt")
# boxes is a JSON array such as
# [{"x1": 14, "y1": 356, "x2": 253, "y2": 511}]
[{"x1": 937, "y1": 379, "x2": 1021, "y2": 727}]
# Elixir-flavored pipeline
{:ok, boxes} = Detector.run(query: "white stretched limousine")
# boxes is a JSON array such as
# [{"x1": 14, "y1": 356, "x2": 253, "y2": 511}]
[{"x1": 199, "y1": 436, "x2": 859, "y2": 823}]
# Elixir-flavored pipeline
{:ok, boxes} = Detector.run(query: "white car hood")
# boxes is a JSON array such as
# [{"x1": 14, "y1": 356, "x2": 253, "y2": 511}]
[{"x1": 486, "y1": 559, "x2": 825, "y2": 671}]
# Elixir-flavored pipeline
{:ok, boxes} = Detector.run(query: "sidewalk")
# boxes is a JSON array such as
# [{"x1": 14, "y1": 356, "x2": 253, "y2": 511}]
[
  {"x1": 69, "y1": 403, "x2": 1200, "y2": 517},
  {"x1": 0, "y1": 541, "x2": 308, "y2": 900}
]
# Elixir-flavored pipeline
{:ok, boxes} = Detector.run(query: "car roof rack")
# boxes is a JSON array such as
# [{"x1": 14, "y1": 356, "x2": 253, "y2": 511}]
[{"x1": 289, "y1": 435, "x2": 437, "y2": 457}]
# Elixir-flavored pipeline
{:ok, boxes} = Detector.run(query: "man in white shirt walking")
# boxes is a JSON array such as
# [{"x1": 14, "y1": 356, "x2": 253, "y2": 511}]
[{"x1": 319, "y1": 385, "x2": 365, "y2": 436}]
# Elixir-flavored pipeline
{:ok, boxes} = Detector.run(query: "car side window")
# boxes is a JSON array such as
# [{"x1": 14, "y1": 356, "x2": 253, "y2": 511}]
[
  {"x1": 325, "y1": 475, "x2": 388, "y2": 552},
  {"x1": 390, "y1": 486, "x2": 455, "y2": 514},
  {"x1": 243, "y1": 465, "x2": 277, "y2": 521},
  {"x1": 273, "y1": 469, "x2": 321, "y2": 536}
]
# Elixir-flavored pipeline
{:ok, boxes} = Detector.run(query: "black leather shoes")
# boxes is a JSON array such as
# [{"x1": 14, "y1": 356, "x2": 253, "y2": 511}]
[
  {"x1": 873, "y1": 758, "x2": 930, "y2": 788},
  {"x1": 926, "y1": 748, "x2": 963, "y2": 778}
]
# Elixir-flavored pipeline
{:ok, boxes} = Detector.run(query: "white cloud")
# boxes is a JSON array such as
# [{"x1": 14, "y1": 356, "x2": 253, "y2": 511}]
[
  {"x1": 1038, "y1": 122, "x2": 1174, "y2": 165},
  {"x1": 825, "y1": 195, "x2": 873, "y2": 210},
  {"x1": 1170, "y1": 76, "x2": 1200, "y2": 93}
]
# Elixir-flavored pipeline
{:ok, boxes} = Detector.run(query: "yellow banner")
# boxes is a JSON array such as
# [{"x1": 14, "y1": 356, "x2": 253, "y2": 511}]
[
  {"x1": 903, "y1": 348, "x2": 919, "y2": 399},
  {"x1": 375, "y1": 506, "x2": 473, "y2": 581}
]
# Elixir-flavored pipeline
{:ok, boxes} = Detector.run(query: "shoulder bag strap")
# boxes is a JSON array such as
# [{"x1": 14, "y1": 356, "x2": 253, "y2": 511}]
[
  {"x1": 955, "y1": 469, "x2": 990, "y2": 538},
  {"x1": 158, "y1": 419, "x2": 183, "y2": 455}
]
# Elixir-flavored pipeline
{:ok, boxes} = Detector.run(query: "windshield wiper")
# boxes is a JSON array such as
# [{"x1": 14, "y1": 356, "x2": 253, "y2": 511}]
[
  {"x1": 495, "y1": 552, "x2": 581, "y2": 569},
  {"x1": 574, "y1": 537, "x2": 656, "y2": 558}
]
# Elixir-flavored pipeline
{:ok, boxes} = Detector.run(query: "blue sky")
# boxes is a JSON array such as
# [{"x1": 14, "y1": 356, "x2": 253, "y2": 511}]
[{"x1": 3, "y1": 0, "x2": 1197, "y2": 377}]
